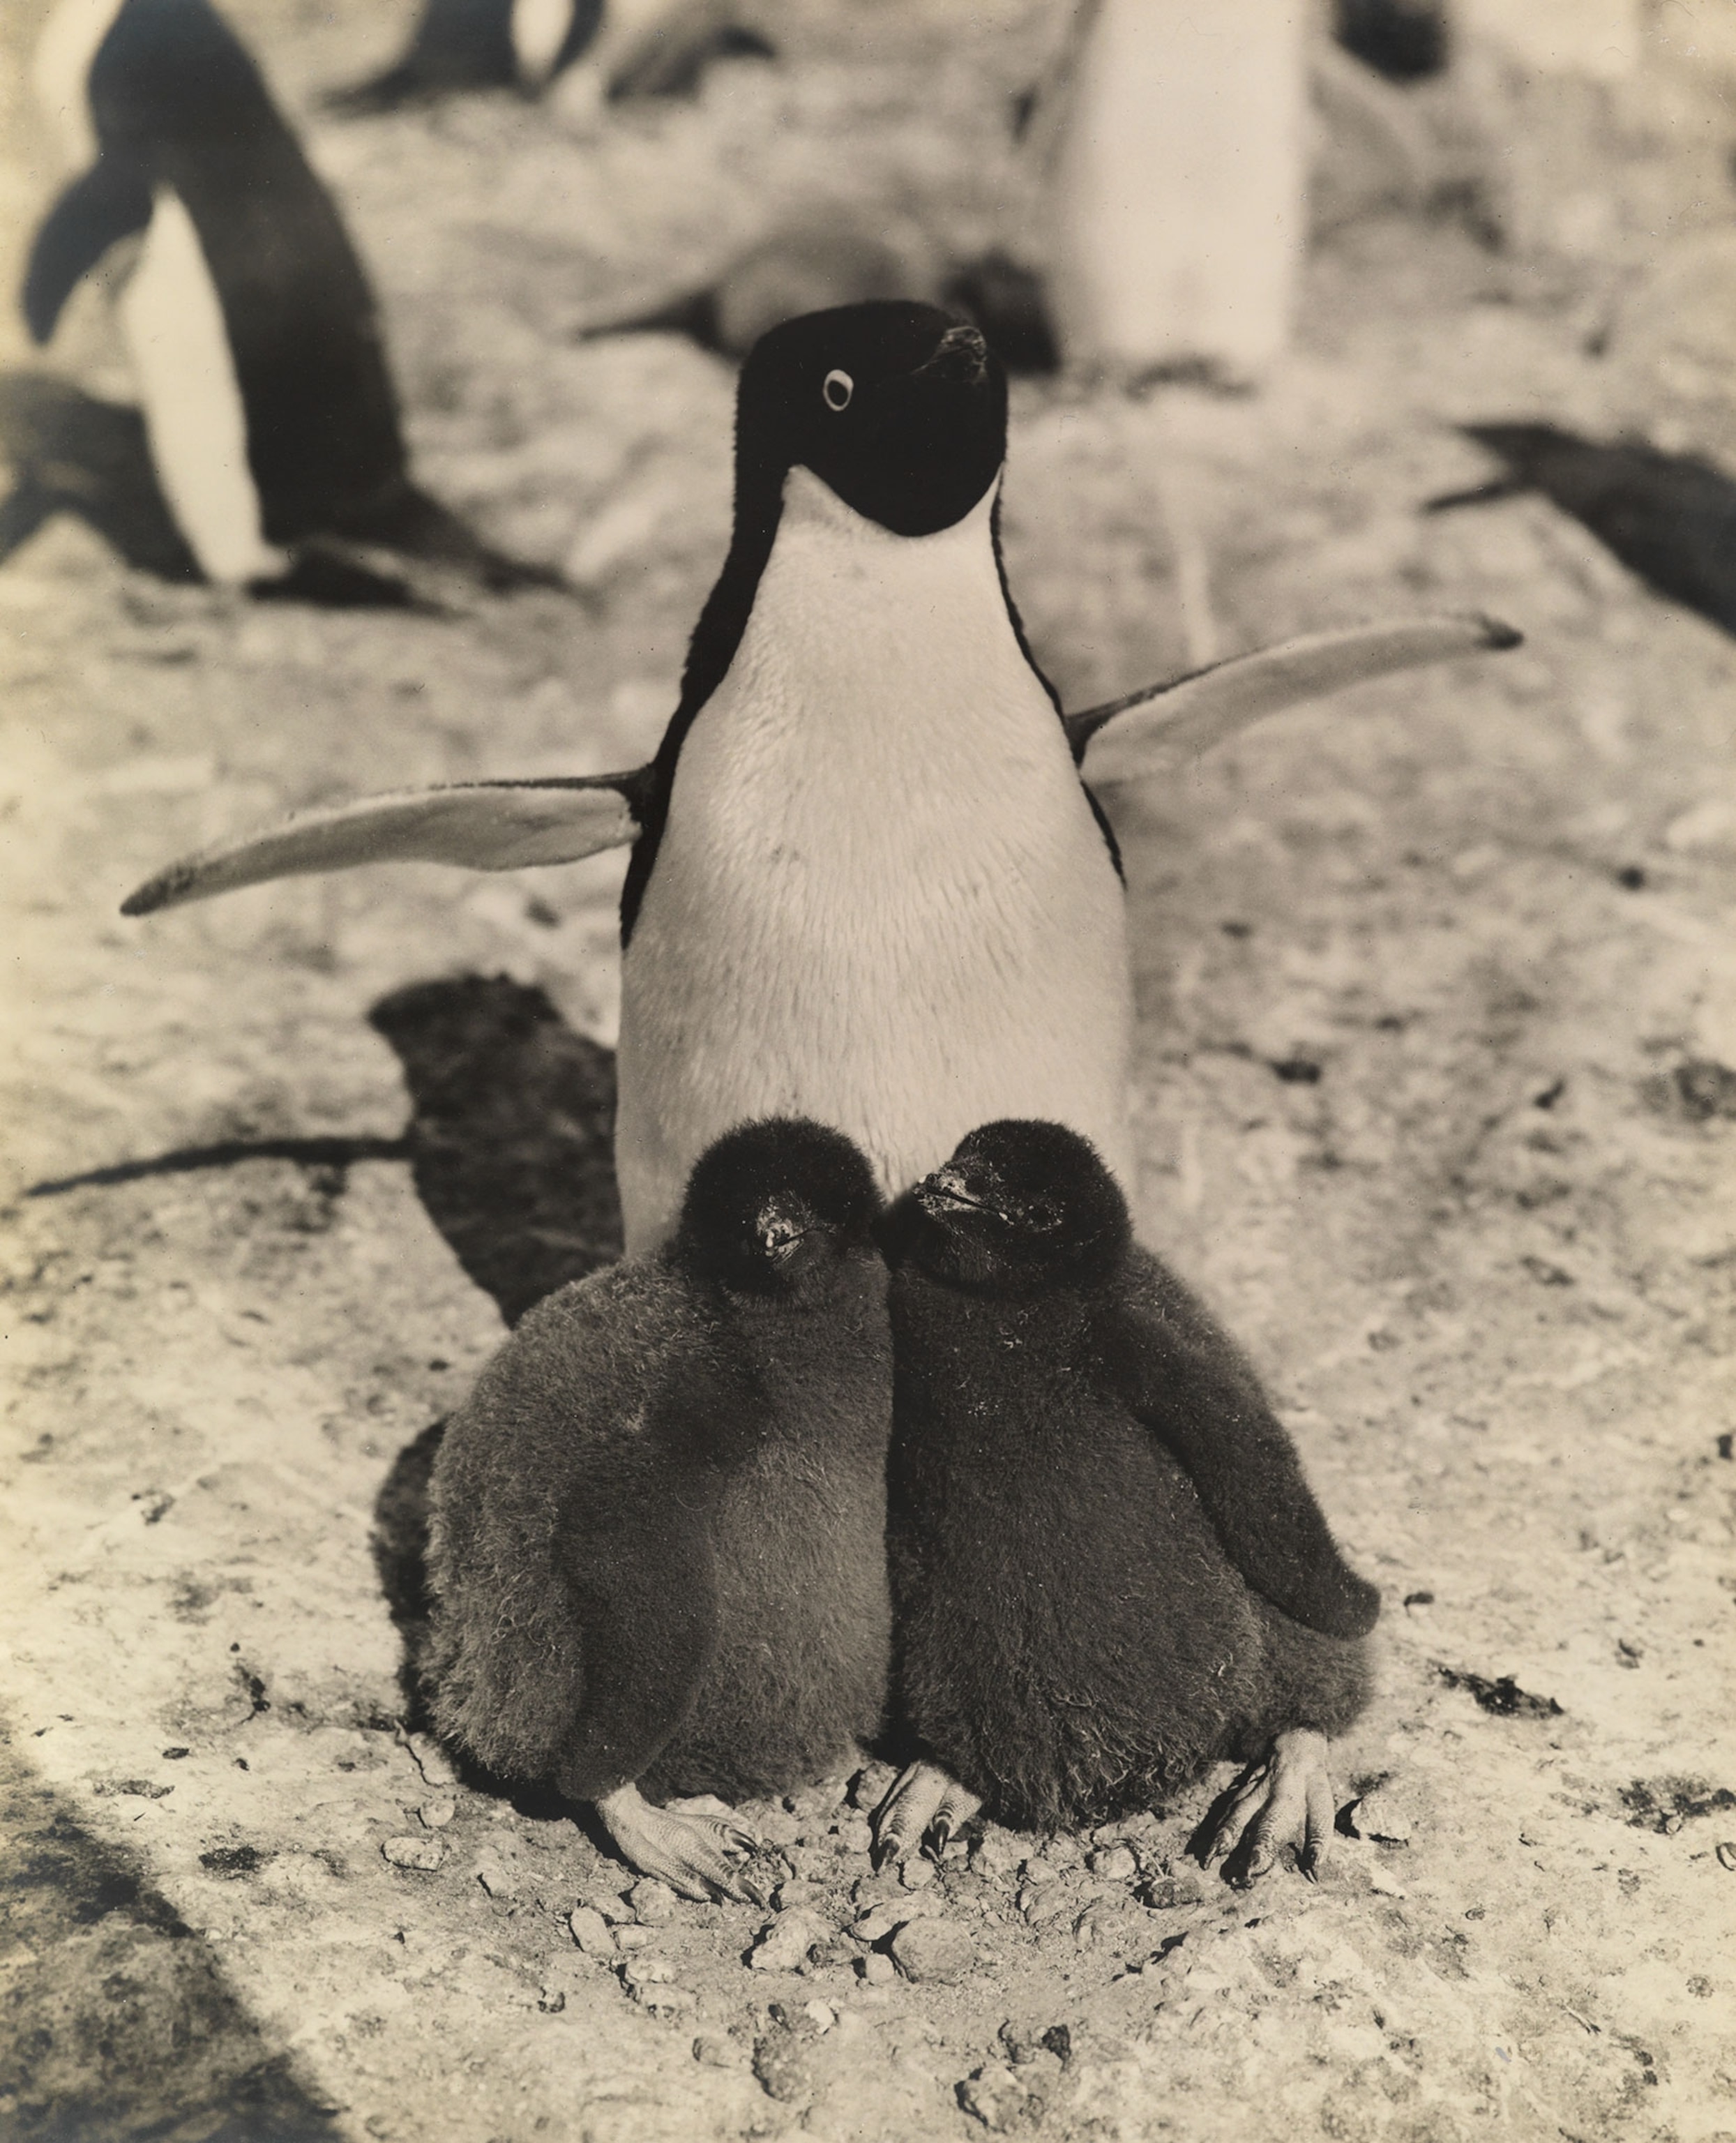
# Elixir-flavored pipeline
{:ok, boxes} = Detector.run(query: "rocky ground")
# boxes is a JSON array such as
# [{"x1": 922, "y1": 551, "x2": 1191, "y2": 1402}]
[{"x1": 2, "y1": 3, "x2": 1735, "y2": 2139}]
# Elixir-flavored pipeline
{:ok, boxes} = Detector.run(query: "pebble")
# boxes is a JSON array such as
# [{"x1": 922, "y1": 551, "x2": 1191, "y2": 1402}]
[
  {"x1": 418, "y1": 1798, "x2": 457, "y2": 1830},
  {"x1": 749, "y1": 1908, "x2": 833, "y2": 1972},
  {"x1": 773, "y1": 1878, "x2": 825, "y2": 1913},
  {"x1": 1347, "y1": 1786, "x2": 1414, "y2": 1844},
  {"x1": 958, "y1": 2063, "x2": 1032, "y2": 2133},
  {"x1": 898, "y1": 1857, "x2": 936, "y2": 1891},
  {"x1": 858, "y1": 1952, "x2": 897, "y2": 1985},
  {"x1": 634, "y1": 1981, "x2": 695, "y2": 2017},
  {"x1": 628, "y1": 1878, "x2": 680, "y2": 1925},
  {"x1": 1141, "y1": 1874, "x2": 1204, "y2": 1911},
  {"x1": 801, "y1": 2001, "x2": 836, "y2": 2033},
  {"x1": 972, "y1": 1830, "x2": 1025, "y2": 1878},
  {"x1": 849, "y1": 1761, "x2": 899, "y2": 1810},
  {"x1": 693, "y1": 2035, "x2": 738, "y2": 2067},
  {"x1": 568, "y1": 1906, "x2": 617, "y2": 1958},
  {"x1": 1043, "y1": 1836, "x2": 1082, "y2": 1870},
  {"x1": 753, "y1": 1806, "x2": 803, "y2": 1849},
  {"x1": 381, "y1": 1835, "x2": 445, "y2": 1872},
  {"x1": 613, "y1": 1925, "x2": 656, "y2": 1953},
  {"x1": 620, "y1": 1955, "x2": 673, "y2": 1988},
  {"x1": 852, "y1": 1872, "x2": 905, "y2": 1910},
  {"x1": 833, "y1": 1816, "x2": 873, "y2": 1856},
  {"x1": 852, "y1": 1901, "x2": 920, "y2": 1944},
  {"x1": 1018, "y1": 1884, "x2": 1072, "y2": 1925},
  {"x1": 1087, "y1": 1845, "x2": 1138, "y2": 1883},
  {"x1": 889, "y1": 1917, "x2": 974, "y2": 1985},
  {"x1": 1020, "y1": 1857, "x2": 1062, "y2": 1886}
]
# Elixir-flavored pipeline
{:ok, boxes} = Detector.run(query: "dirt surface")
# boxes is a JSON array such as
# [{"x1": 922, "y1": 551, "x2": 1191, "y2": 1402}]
[{"x1": 3, "y1": 4, "x2": 1735, "y2": 2138}]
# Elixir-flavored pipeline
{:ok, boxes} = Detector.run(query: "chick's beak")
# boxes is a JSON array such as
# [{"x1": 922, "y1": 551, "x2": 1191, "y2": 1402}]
[{"x1": 916, "y1": 1166, "x2": 990, "y2": 1215}]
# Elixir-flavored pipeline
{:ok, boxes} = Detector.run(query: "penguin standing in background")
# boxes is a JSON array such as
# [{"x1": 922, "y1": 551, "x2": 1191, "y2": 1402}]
[
  {"x1": 122, "y1": 301, "x2": 1517, "y2": 1247},
  {"x1": 333, "y1": 0, "x2": 773, "y2": 112},
  {"x1": 425, "y1": 1118, "x2": 891, "y2": 1897},
  {"x1": 23, "y1": 0, "x2": 562, "y2": 599},
  {"x1": 874, "y1": 1120, "x2": 1378, "y2": 1878}
]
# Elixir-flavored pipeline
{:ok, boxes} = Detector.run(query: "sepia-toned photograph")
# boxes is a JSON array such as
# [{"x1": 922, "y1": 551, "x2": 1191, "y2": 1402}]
[{"x1": 1, "y1": 0, "x2": 1731, "y2": 2136}]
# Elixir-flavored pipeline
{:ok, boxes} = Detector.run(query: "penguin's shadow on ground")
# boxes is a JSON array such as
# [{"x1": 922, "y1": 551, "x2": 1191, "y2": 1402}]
[
  {"x1": 0, "y1": 371, "x2": 199, "y2": 580},
  {"x1": 361, "y1": 975, "x2": 624, "y2": 1752},
  {"x1": 31, "y1": 971, "x2": 622, "y2": 1773}
]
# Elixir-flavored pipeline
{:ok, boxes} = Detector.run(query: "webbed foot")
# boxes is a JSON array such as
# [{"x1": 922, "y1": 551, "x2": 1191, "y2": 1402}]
[
  {"x1": 870, "y1": 1761, "x2": 982, "y2": 1869},
  {"x1": 1195, "y1": 1728, "x2": 1336, "y2": 1885},
  {"x1": 595, "y1": 1780, "x2": 758, "y2": 1902}
]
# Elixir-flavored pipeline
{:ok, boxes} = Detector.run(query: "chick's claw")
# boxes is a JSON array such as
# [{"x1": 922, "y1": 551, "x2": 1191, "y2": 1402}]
[
  {"x1": 595, "y1": 1781, "x2": 759, "y2": 1902},
  {"x1": 870, "y1": 1760, "x2": 982, "y2": 1868},
  {"x1": 1197, "y1": 1729, "x2": 1337, "y2": 1886}
]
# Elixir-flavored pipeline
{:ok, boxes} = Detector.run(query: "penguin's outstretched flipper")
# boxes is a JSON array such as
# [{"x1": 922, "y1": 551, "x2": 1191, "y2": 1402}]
[
  {"x1": 120, "y1": 772, "x2": 648, "y2": 917},
  {"x1": 22, "y1": 159, "x2": 153, "y2": 345},
  {"x1": 1104, "y1": 1300, "x2": 1381, "y2": 1641},
  {"x1": 1066, "y1": 612, "x2": 1520, "y2": 783}
]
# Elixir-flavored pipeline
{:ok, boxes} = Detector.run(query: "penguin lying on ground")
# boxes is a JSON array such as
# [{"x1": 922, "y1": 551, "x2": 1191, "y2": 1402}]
[
  {"x1": 425, "y1": 1117, "x2": 891, "y2": 1897},
  {"x1": 873, "y1": 1120, "x2": 1378, "y2": 1881},
  {"x1": 123, "y1": 302, "x2": 1517, "y2": 1249},
  {"x1": 1428, "y1": 424, "x2": 1736, "y2": 641},
  {"x1": 331, "y1": 0, "x2": 773, "y2": 112},
  {"x1": 21, "y1": 0, "x2": 566, "y2": 603}
]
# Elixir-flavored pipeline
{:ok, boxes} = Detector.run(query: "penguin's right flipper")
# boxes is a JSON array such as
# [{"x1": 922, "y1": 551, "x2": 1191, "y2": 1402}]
[
  {"x1": 22, "y1": 160, "x2": 153, "y2": 345},
  {"x1": 1066, "y1": 612, "x2": 1521, "y2": 783},
  {"x1": 1103, "y1": 1302, "x2": 1381, "y2": 1641},
  {"x1": 120, "y1": 772, "x2": 649, "y2": 917}
]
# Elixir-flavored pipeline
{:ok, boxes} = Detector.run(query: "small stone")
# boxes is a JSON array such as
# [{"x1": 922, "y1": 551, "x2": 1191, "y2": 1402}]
[
  {"x1": 1087, "y1": 1844, "x2": 1138, "y2": 1883},
  {"x1": 753, "y1": 2025, "x2": 813, "y2": 2103},
  {"x1": 898, "y1": 1856, "x2": 937, "y2": 1891},
  {"x1": 620, "y1": 1954, "x2": 673, "y2": 1988},
  {"x1": 1020, "y1": 1857, "x2": 1062, "y2": 1886},
  {"x1": 418, "y1": 1798, "x2": 456, "y2": 1830},
  {"x1": 1018, "y1": 1884, "x2": 1072, "y2": 1925},
  {"x1": 971, "y1": 1830, "x2": 1025, "y2": 1878},
  {"x1": 1042, "y1": 1836, "x2": 1082, "y2": 1870},
  {"x1": 749, "y1": 1908, "x2": 833, "y2": 1973},
  {"x1": 612, "y1": 1925, "x2": 656, "y2": 1952},
  {"x1": 634, "y1": 1981, "x2": 695, "y2": 2017},
  {"x1": 1141, "y1": 1874, "x2": 1204, "y2": 1911},
  {"x1": 852, "y1": 1872, "x2": 905, "y2": 1909},
  {"x1": 575, "y1": 1867, "x2": 633, "y2": 1916},
  {"x1": 774, "y1": 1877, "x2": 824, "y2": 1913},
  {"x1": 889, "y1": 1917, "x2": 974, "y2": 1985},
  {"x1": 381, "y1": 1835, "x2": 445, "y2": 1872},
  {"x1": 470, "y1": 1849, "x2": 522, "y2": 1900},
  {"x1": 1347, "y1": 1786, "x2": 1414, "y2": 1844},
  {"x1": 693, "y1": 2034, "x2": 738, "y2": 2067},
  {"x1": 859, "y1": 1952, "x2": 897, "y2": 1985},
  {"x1": 849, "y1": 1761, "x2": 899, "y2": 1810},
  {"x1": 958, "y1": 2062, "x2": 1030, "y2": 2133},
  {"x1": 536, "y1": 1986, "x2": 566, "y2": 2014},
  {"x1": 833, "y1": 1816, "x2": 873, "y2": 1856},
  {"x1": 628, "y1": 1877, "x2": 680, "y2": 1925},
  {"x1": 751, "y1": 1805, "x2": 803, "y2": 1848},
  {"x1": 568, "y1": 1906, "x2": 617, "y2": 1958},
  {"x1": 852, "y1": 1900, "x2": 927, "y2": 1944},
  {"x1": 801, "y1": 2001, "x2": 836, "y2": 2033}
]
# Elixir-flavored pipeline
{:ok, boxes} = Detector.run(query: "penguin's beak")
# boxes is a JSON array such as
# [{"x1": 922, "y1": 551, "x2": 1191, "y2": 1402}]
[
  {"x1": 917, "y1": 322, "x2": 990, "y2": 386},
  {"x1": 916, "y1": 1166, "x2": 992, "y2": 1216},
  {"x1": 757, "y1": 1207, "x2": 810, "y2": 1262}
]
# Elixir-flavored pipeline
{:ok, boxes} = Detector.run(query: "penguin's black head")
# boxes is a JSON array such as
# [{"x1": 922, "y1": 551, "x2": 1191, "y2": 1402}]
[
  {"x1": 736, "y1": 302, "x2": 1006, "y2": 537},
  {"x1": 676, "y1": 1118, "x2": 884, "y2": 1300},
  {"x1": 895, "y1": 1120, "x2": 1131, "y2": 1294}
]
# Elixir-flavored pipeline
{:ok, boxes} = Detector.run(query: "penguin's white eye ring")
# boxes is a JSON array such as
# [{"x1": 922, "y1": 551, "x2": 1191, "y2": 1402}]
[{"x1": 822, "y1": 369, "x2": 854, "y2": 412}]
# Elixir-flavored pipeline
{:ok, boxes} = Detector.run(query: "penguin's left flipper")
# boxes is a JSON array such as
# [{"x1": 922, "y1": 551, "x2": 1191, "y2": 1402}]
[
  {"x1": 22, "y1": 159, "x2": 154, "y2": 345},
  {"x1": 594, "y1": 1780, "x2": 759, "y2": 1902},
  {"x1": 870, "y1": 1761, "x2": 983, "y2": 1868},
  {"x1": 1196, "y1": 1727, "x2": 1336, "y2": 1884},
  {"x1": 1066, "y1": 612, "x2": 1521, "y2": 785},
  {"x1": 1103, "y1": 1303, "x2": 1380, "y2": 1642},
  {"x1": 119, "y1": 772, "x2": 649, "y2": 917}
]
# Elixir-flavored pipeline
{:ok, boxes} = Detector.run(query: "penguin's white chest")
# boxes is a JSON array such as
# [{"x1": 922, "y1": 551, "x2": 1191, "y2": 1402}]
[
  {"x1": 119, "y1": 189, "x2": 286, "y2": 585},
  {"x1": 615, "y1": 468, "x2": 1133, "y2": 1252}
]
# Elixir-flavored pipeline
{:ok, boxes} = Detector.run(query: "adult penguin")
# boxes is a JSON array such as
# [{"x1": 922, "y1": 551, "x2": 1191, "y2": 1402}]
[
  {"x1": 873, "y1": 1120, "x2": 1379, "y2": 1881},
  {"x1": 23, "y1": 0, "x2": 560, "y2": 598},
  {"x1": 425, "y1": 1116, "x2": 891, "y2": 1896},
  {"x1": 122, "y1": 301, "x2": 1519, "y2": 1246}
]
